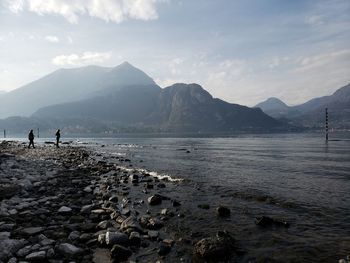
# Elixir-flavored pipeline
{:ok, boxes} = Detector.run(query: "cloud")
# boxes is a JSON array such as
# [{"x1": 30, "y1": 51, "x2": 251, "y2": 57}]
[
  {"x1": 52, "y1": 51, "x2": 111, "y2": 66},
  {"x1": 45, "y1": 35, "x2": 59, "y2": 43},
  {"x1": 4, "y1": 0, "x2": 166, "y2": 23}
]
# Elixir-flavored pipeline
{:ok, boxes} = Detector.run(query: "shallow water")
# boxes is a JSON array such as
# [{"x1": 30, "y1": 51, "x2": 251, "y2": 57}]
[
  {"x1": 6, "y1": 132, "x2": 350, "y2": 261},
  {"x1": 84, "y1": 132, "x2": 350, "y2": 262}
]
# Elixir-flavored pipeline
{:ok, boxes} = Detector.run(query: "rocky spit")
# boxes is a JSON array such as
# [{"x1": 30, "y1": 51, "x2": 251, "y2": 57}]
[{"x1": 0, "y1": 141, "x2": 238, "y2": 263}]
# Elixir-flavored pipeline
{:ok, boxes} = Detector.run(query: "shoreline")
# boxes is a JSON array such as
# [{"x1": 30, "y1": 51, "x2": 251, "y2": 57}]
[{"x1": 1, "y1": 140, "x2": 228, "y2": 262}]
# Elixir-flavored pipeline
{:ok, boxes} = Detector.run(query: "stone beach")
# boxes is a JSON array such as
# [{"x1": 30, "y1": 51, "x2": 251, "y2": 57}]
[{"x1": 0, "y1": 140, "x2": 237, "y2": 263}]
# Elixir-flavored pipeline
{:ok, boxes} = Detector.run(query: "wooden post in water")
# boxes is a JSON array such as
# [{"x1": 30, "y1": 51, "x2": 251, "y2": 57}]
[
  {"x1": 37, "y1": 128, "x2": 40, "y2": 138},
  {"x1": 3, "y1": 129, "x2": 6, "y2": 138},
  {"x1": 325, "y1": 108, "x2": 328, "y2": 142}
]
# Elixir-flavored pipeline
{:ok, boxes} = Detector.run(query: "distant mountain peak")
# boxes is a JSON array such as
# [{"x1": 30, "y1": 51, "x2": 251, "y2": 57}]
[{"x1": 255, "y1": 97, "x2": 288, "y2": 110}]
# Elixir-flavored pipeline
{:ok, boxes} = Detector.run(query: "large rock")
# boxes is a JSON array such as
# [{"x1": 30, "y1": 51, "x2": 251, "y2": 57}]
[
  {"x1": 147, "y1": 194, "x2": 162, "y2": 206},
  {"x1": 58, "y1": 206, "x2": 72, "y2": 214},
  {"x1": 110, "y1": 245, "x2": 132, "y2": 262},
  {"x1": 216, "y1": 206, "x2": 231, "y2": 217},
  {"x1": 20, "y1": 227, "x2": 44, "y2": 236},
  {"x1": 105, "y1": 231, "x2": 129, "y2": 247},
  {"x1": 0, "y1": 184, "x2": 21, "y2": 200},
  {"x1": 193, "y1": 231, "x2": 235, "y2": 262},
  {"x1": 56, "y1": 243, "x2": 84, "y2": 258}
]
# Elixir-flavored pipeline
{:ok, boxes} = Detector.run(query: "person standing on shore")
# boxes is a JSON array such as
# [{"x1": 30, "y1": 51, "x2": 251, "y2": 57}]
[
  {"x1": 55, "y1": 129, "x2": 61, "y2": 148},
  {"x1": 28, "y1": 129, "x2": 35, "y2": 149}
]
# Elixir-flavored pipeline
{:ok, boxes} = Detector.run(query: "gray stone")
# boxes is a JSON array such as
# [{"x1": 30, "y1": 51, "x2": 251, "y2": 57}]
[
  {"x1": 25, "y1": 251, "x2": 46, "y2": 261},
  {"x1": 68, "y1": 231, "x2": 80, "y2": 241},
  {"x1": 16, "y1": 245, "x2": 32, "y2": 257},
  {"x1": 216, "y1": 206, "x2": 231, "y2": 217},
  {"x1": 129, "y1": 231, "x2": 141, "y2": 246},
  {"x1": 120, "y1": 217, "x2": 142, "y2": 233},
  {"x1": 55, "y1": 243, "x2": 84, "y2": 258},
  {"x1": 147, "y1": 230, "x2": 159, "y2": 240},
  {"x1": 8, "y1": 257, "x2": 17, "y2": 263},
  {"x1": 20, "y1": 227, "x2": 44, "y2": 236},
  {"x1": 0, "y1": 238, "x2": 27, "y2": 260}
]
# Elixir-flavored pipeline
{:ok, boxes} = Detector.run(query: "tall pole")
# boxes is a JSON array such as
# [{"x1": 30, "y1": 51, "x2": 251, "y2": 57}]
[
  {"x1": 3, "y1": 129, "x2": 5, "y2": 138},
  {"x1": 37, "y1": 128, "x2": 40, "y2": 138},
  {"x1": 325, "y1": 108, "x2": 328, "y2": 142}
]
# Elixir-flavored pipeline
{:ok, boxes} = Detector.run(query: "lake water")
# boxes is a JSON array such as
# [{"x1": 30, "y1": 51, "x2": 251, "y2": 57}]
[{"x1": 8, "y1": 132, "x2": 350, "y2": 261}]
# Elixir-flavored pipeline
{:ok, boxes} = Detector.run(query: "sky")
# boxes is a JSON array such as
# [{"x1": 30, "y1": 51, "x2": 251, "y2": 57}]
[{"x1": 0, "y1": 0, "x2": 349, "y2": 106}]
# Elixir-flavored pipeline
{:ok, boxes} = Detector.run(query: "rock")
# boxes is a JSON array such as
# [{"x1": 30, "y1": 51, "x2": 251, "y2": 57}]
[
  {"x1": 110, "y1": 245, "x2": 132, "y2": 261},
  {"x1": 47, "y1": 248, "x2": 55, "y2": 258},
  {"x1": 147, "y1": 195, "x2": 162, "y2": 206},
  {"x1": 16, "y1": 245, "x2": 32, "y2": 257},
  {"x1": 57, "y1": 206, "x2": 72, "y2": 214},
  {"x1": 105, "y1": 231, "x2": 129, "y2": 247},
  {"x1": 83, "y1": 186, "x2": 93, "y2": 193},
  {"x1": 55, "y1": 243, "x2": 84, "y2": 258},
  {"x1": 255, "y1": 216, "x2": 290, "y2": 228},
  {"x1": 147, "y1": 230, "x2": 159, "y2": 240},
  {"x1": 79, "y1": 233, "x2": 92, "y2": 242},
  {"x1": 68, "y1": 231, "x2": 80, "y2": 241},
  {"x1": 0, "y1": 184, "x2": 21, "y2": 199},
  {"x1": 25, "y1": 251, "x2": 46, "y2": 261},
  {"x1": 81, "y1": 204, "x2": 94, "y2": 214},
  {"x1": 7, "y1": 257, "x2": 17, "y2": 263},
  {"x1": 198, "y1": 204, "x2": 210, "y2": 210},
  {"x1": 129, "y1": 232, "x2": 141, "y2": 246},
  {"x1": 148, "y1": 218, "x2": 164, "y2": 230},
  {"x1": 93, "y1": 248, "x2": 111, "y2": 263},
  {"x1": 108, "y1": 195, "x2": 118, "y2": 203},
  {"x1": 97, "y1": 233, "x2": 106, "y2": 245},
  {"x1": 193, "y1": 231, "x2": 235, "y2": 261},
  {"x1": 20, "y1": 227, "x2": 44, "y2": 236},
  {"x1": 0, "y1": 223, "x2": 15, "y2": 231},
  {"x1": 0, "y1": 237, "x2": 27, "y2": 260},
  {"x1": 157, "y1": 183, "x2": 166, "y2": 188},
  {"x1": 217, "y1": 206, "x2": 230, "y2": 217},
  {"x1": 120, "y1": 217, "x2": 142, "y2": 233},
  {"x1": 158, "y1": 242, "x2": 171, "y2": 256},
  {"x1": 172, "y1": 200, "x2": 181, "y2": 207}
]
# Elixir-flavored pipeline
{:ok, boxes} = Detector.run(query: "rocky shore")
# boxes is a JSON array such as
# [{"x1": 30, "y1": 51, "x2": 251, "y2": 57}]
[{"x1": 0, "y1": 141, "x2": 239, "y2": 263}]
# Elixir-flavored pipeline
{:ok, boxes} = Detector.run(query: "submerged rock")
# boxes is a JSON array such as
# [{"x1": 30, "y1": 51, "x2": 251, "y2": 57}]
[
  {"x1": 25, "y1": 251, "x2": 46, "y2": 261},
  {"x1": 111, "y1": 244, "x2": 132, "y2": 261},
  {"x1": 147, "y1": 194, "x2": 162, "y2": 206},
  {"x1": 216, "y1": 206, "x2": 231, "y2": 217},
  {"x1": 56, "y1": 243, "x2": 84, "y2": 258},
  {"x1": 255, "y1": 216, "x2": 290, "y2": 228}
]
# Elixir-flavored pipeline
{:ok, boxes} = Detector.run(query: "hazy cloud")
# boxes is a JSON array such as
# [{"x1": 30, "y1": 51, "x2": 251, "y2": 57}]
[
  {"x1": 52, "y1": 51, "x2": 111, "y2": 66},
  {"x1": 4, "y1": 0, "x2": 166, "y2": 23},
  {"x1": 45, "y1": 35, "x2": 59, "y2": 43}
]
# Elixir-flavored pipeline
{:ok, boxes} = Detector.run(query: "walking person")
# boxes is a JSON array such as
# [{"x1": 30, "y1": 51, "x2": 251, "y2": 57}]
[
  {"x1": 28, "y1": 129, "x2": 35, "y2": 148},
  {"x1": 55, "y1": 129, "x2": 61, "y2": 148}
]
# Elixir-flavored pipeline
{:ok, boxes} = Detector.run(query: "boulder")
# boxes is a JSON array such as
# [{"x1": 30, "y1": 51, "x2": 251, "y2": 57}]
[
  {"x1": 193, "y1": 231, "x2": 235, "y2": 261},
  {"x1": 147, "y1": 194, "x2": 162, "y2": 206},
  {"x1": 216, "y1": 206, "x2": 231, "y2": 217},
  {"x1": 25, "y1": 251, "x2": 46, "y2": 261},
  {"x1": 57, "y1": 206, "x2": 72, "y2": 214}
]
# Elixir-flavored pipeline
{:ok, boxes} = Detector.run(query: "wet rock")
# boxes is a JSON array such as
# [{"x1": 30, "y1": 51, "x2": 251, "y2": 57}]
[
  {"x1": 120, "y1": 216, "x2": 142, "y2": 233},
  {"x1": 68, "y1": 231, "x2": 80, "y2": 241},
  {"x1": 198, "y1": 204, "x2": 210, "y2": 210},
  {"x1": 108, "y1": 195, "x2": 118, "y2": 203},
  {"x1": 217, "y1": 206, "x2": 231, "y2": 217},
  {"x1": 105, "y1": 231, "x2": 129, "y2": 247},
  {"x1": 16, "y1": 245, "x2": 32, "y2": 257},
  {"x1": 81, "y1": 204, "x2": 94, "y2": 214},
  {"x1": 148, "y1": 218, "x2": 164, "y2": 230},
  {"x1": 7, "y1": 257, "x2": 17, "y2": 263},
  {"x1": 0, "y1": 184, "x2": 21, "y2": 200},
  {"x1": 255, "y1": 216, "x2": 290, "y2": 228},
  {"x1": 148, "y1": 194, "x2": 162, "y2": 206},
  {"x1": 172, "y1": 200, "x2": 181, "y2": 207},
  {"x1": 93, "y1": 248, "x2": 111, "y2": 263},
  {"x1": 25, "y1": 251, "x2": 46, "y2": 261},
  {"x1": 110, "y1": 244, "x2": 132, "y2": 262},
  {"x1": 193, "y1": 231, "x2": 235, "y2": 261},
  {"x1": 55, "y1": 243, "x2": 84, "y2": 258},
  {"x1": 157, "y1": 183, "x2": 166, "y2": 188},
  {"x1": 57, "y1": 206, "x2": 72, "y2": 215},
  {"x1": 98, "y1": 233, "x2": 106, "y2": 246}
]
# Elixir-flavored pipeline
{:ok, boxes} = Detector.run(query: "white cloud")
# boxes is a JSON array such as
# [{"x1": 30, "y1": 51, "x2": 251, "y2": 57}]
[
  {"x1": 45, "y1": 35, "x2": 59, "y2": 43},
  {"x1": 52, "y1": 51, "x2": 111, "y2": 66},
  {"x1": 4, "y1": 0, "x2": 166, "y2": 23}
]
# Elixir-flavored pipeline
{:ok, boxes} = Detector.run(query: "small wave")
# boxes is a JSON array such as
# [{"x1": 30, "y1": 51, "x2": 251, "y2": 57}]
[{"x1": 117, "y1": 165, "x2": 183, "y2": 182}]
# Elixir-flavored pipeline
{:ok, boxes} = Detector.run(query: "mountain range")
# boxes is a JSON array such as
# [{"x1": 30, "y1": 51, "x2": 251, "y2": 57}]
[
  {"x1": 255, "y1": 83, "x2": 350, "y2": 128},
  {"x1": 0, "y1": 62, "x2": 286, "y2": 134}
]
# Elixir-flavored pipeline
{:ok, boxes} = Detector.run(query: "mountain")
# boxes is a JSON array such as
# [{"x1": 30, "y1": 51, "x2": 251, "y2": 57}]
[
  {"x1": 33, "y1": 83, "x2": 285, "y2": 133},
  {"x1": 255, "y1": 83, "x2": 350, "y2": 128},
  {"x1": 254, "y1": 97, "x2": 299, "y2": 119},
  {"x1": 0, "y1": 62, "x2": 155, "y2": 118}
]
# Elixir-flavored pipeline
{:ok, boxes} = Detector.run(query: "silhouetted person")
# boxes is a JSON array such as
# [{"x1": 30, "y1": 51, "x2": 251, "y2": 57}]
[
  {"x1": 28, "y1": 130, "x2": 35, "y2": 149},
  {"x1": 55, "y1": 129, "x2": 60, "y2": 148}
]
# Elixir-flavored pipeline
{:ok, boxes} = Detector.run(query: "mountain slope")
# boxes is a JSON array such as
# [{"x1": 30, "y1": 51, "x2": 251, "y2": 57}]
[
  {"x1": 255, "y1": 83, "x2": 350, "y2": 128},
  {"x1": 33, "y1": 83, "x2": 284, "y2": 132},
  {"x1": 0, "y1": 62, "x2": 155, "y2": 118}
]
